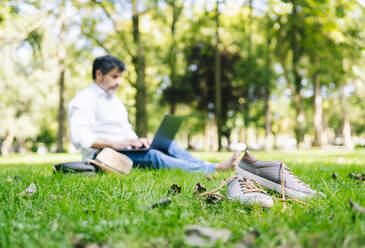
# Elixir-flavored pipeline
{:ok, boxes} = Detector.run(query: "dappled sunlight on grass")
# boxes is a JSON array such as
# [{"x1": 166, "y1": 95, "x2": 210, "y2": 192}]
[{"x1": 0, "y1": 153, "x2": 81, "y2": 165}]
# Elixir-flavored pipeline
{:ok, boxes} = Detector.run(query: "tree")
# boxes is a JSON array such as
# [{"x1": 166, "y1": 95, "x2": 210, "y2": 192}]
[
  {"x1": 56, "y1": 0, "x2": 66, "y2": 152},
  {"x1": 214, "y1": 0, "x2": 223, "y2": 151},
  {"x1": 272, "y1": 0, "x2": 307, "y2": 147},
  {"x1": 263, "y1": 17, "x2": 275, "y2": 150},
  {"x1": 0, "y1": 3, "x2": 49, "y2": 155},
  {"x1": 164, "y1": 0, "x2": 184, "y2": 114},
  {"x1": 162, "y1": 40, "x2": 241, "y2": 146},
  {"x1": 80, "y1": 0, "x2": 152, "y2": 136},
  {"x1": 131, "y1": 0, "x2": 148, "y2": 137}
]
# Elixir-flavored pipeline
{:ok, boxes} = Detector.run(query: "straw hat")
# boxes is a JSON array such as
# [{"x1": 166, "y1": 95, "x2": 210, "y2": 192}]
[{"x1": 86, "y1": 148, "x2": 133, "y2": 174}]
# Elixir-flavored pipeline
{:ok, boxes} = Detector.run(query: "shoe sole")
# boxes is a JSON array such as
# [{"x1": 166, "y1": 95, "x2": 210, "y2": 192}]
[
  {"x1": 228, "y1": 196, "x2": 274, "y2": 208},
  {"x1": 236, "y1": 167, "x2": 312, "y2": 200}
]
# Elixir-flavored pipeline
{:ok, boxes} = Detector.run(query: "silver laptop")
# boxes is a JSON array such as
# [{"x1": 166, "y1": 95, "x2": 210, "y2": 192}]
[{"x1": 118, "y1": 114, "x2": 183, "y2": 152}]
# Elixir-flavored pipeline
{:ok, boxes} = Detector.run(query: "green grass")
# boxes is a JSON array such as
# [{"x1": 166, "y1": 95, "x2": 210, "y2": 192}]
[{"x1": 1, "y1": 149, "x2": 364, "y2": 248}]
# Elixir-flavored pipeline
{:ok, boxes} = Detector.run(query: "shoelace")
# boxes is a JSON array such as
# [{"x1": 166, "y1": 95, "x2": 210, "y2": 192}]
[
  {"x1": 284, "y1": 165, "x2": 311, "y2": 188},
  {"x1": 200, "y1": 175, "x2": 266, "y2": 200},
  {"x1": 278, "y1": 163, "x2": 310, "y2": 212},
  {"x1": 238, "y1": 177, "x2": 267, "y2": 194},
  {"x1": 199, "y1": 175, "x2": 239, "y2": 200},
  {"x1": 200, "y1": 168, "x2": 310, "y2": 211}
]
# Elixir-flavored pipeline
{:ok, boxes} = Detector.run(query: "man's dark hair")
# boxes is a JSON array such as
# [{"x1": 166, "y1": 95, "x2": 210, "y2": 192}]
[{"x1": 92, "y1": 55, "x2": 125, "y2": 80}]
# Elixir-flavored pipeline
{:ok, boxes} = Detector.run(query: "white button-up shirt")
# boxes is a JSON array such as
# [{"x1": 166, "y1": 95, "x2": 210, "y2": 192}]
[{"x1": 68, "y1": 82, "x2": 138, "y2": 159}]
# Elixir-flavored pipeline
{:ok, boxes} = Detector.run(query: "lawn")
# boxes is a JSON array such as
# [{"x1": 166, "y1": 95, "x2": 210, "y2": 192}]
[{"x1": 0, "y1": 149, "x2": 364, "y2": 248}]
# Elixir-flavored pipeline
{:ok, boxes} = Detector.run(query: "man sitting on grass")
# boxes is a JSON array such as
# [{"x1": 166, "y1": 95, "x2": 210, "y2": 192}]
[{"x1": 68, "y1": 55, "x2": 239, "y2": 174}]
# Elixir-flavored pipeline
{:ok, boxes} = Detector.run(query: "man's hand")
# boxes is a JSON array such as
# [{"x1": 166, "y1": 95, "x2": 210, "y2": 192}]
[
  {"x1": 110, "y1": 139, "x2": 143, "y2": 150},
  {"x1": 139, "y1": 138, "x2": 151, "y2": 148},
  {"x1": 92, "y1": 138, "x2": 151, "y2": 150}
]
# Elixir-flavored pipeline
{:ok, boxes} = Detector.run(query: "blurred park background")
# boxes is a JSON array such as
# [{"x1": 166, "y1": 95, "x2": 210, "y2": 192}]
[{"x1": 0, "y1": 0, "x2": 364, "y2": 156}]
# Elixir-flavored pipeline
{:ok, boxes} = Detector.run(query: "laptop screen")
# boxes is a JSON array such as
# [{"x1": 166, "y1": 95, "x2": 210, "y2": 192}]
[{"x1": 150, "y1": 114, "x2": 183, "y2": 150}]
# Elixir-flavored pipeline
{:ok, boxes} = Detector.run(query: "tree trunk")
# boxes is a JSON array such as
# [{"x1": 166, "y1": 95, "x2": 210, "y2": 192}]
[
  {"x1": 56, "y1": 0, "x2": 66, "y2": 153},
  {"x1": 264, "y1": 22, "x2": 273, "y2": 151},
  {"x1": 312, "y1": 66, "x2": 323, "y2": 147},
  {"x1": 294, "y1": 108, "x2": 306, "y2": 148},
  {"x1": 132, "y1": 0, "x2": 147, "y2": 137},
  {"x1": 169, "y1": 0, "x2": 178, "y2": 114},
  {"x1": 340, "y1": 84, "x2": 354, "y2": 149},
  {"x1": 16, "y1": 137, "x2": 26, "y2": 154},
  {"x1": 281, "y1": 61, "x2": 305, "y2": 148},
  {"x1": 1, "y1": 129, "x2": 15, "y2": 156},
  {"x1": 169, "y1": 103, "x2": 176, "y2": 115},
  {"x1": 214, "y1": 0, "x2": 222, "y2": 151},
  {"x1": 264, "y1": 87, "x2": 274, "y2": 150},
  {"x1": 290, "y1": 0, "x2": 305, "y2": 148},
  {"x1": 247, "y1": 0, "x2": 253, "y2": 57},
  {"x1": 57, "y1": 66, "x2": 66, "y2": 152},
  {"x1": 242, "y1": 94, "x2": 249, "y2": 145}
]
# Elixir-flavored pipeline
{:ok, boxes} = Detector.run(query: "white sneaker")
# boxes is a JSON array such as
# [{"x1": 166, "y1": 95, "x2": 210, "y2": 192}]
[{"x1": 226, "y1": 176, "x2": 274, "y2": 208}]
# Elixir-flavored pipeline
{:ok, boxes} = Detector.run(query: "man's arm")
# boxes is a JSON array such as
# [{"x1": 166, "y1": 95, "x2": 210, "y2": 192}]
[
  {"x1": 91, "y1": 138, "x2": 146, "y2": 150},
  {"x1": 68, "y1": 99, "x2": 98, "y2": 150}
]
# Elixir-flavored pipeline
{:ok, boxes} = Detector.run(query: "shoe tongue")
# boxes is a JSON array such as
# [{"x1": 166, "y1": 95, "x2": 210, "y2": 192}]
[{"x1": 242, "y1": 151, "x2": 257, "y2": 163}]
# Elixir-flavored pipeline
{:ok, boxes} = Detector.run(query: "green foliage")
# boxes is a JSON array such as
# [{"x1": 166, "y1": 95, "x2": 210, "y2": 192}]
[
  {"x1": 36, "y1": 126, "x2": 57, "y2": 150},
  {"x1": 0, "y1": 0, "x2": 364, "y2": 151},
  {"x1": 162, "y1": 41, "x2": 242, "y2": 137}
]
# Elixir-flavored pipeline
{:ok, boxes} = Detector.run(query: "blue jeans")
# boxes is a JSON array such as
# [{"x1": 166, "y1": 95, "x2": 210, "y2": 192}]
[{"x1": 120, "y1": 141, "x2": 216, "y2": 174}]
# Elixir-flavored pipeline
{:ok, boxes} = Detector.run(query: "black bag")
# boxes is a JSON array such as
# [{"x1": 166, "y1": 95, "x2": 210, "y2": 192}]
[{"x1": 53, "y1": 162, "x2": 100, "y2": 174}]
